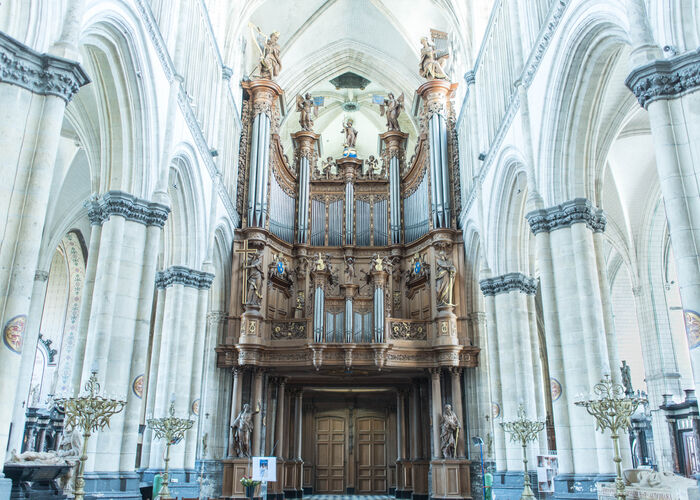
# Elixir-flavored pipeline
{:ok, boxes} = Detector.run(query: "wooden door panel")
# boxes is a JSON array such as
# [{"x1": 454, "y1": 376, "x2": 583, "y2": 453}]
[
  {"x1": 356, "y1": 416, "x2": 388, "y2": 494},
  {"x1": 315, "y1": 416, "x2": 345, "y2": 494}
]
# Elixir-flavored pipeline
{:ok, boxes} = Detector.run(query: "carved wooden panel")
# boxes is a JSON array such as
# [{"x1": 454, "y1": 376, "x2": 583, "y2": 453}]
[
  {"x1": 356, "y1": 416, "x2": 387, "y2": 494},
  {"x1": 315, "y1": 416, "x2": 345, "y2": 494}
]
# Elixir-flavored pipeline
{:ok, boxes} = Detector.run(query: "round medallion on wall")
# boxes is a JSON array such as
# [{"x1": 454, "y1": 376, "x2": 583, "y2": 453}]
[
  {"x1": 491, "y1": 402, "x2": 501, "y2": 419},
  {"x1": 132, "y1": 374, "x2": 144, "y2": 399},
  {"x1": 684, "y1": 310, "x2": 700, "y2": 349},
  {"x1": 191, "y1": 398, "x2": 200, "y2": 416},
  {"x1": 3, "y1": 315, "x2": 27, "y2": 354},
  {"x1": 550, "y1": 377, "x2": 562, "y2": 402}
]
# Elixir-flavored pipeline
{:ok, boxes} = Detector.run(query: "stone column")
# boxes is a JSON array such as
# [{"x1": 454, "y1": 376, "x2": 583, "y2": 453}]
[
  {"x1": 526, "y1": 199, "x2": 614, "y2": 480},
  {"x1": 241, "y1": 79, "x2": 283, "y2": 228},
  {"x1": 410, "y1": 382, "x2": 422, "y2": 459},
  {"x1": 275, "y1": 378, "x2": 287, "y2": 458},
  {"x1": 380, "y1": 130, "x2": 408, "y2": 244},
  {"x1": 625, "y1": 4, "x2": 700, "y2": 389},
  {"x1": 449, "y1": 368, "x2": 465, "y2": 457},
  {"x1": 430, "y1": 368, "x2": 442, "y2": 458},
  {"x1": 0, "y1": 31, "x2": 89, "y2": 466},
  {"x1": 228, "y1": 368, "x2": 243, "y2": 455},
  {"x1": 252, "y1": 368, "x2": 265, "y2": 456},
  {"x1": 294, "y1": 390, "x2": 303, "y2": 460},
  {"x1": 416, "y1": 80, "x2": 455, "y2": 229},
  {"x1": 291, "y1": 131, "x2": 318, "y2": 244},
  {"x1": 8, "y1": 269, "x2": 50, "y2": 453},
  {"x1": 466, "y1": 311, "x2": 492, "y2": 462}
]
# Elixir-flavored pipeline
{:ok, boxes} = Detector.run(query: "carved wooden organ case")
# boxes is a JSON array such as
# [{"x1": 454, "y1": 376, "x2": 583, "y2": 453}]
[{"x1": 218, "y1": 78, "x2": 479, "y2": 372}]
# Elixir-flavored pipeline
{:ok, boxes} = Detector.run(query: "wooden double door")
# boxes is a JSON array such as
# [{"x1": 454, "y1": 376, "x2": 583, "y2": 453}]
[{"x1": 315, "y1": 413, "x2": 387, "y2": 494}]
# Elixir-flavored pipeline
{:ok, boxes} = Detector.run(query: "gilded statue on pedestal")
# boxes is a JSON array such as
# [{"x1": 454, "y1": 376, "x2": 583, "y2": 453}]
[
  {"x1": 435, "y1": 250, "x2": 456, "y2": 306},
  {"x1": 244, "y1": 251, "x2": 264, "y2": 306},
  {"x1": 440, "y1": 403, "x2": 461, "y2": 459},
  {"x1": 380, "y1": 92, "x2": 405, "y2": 131},
  {"x1": 230, "y1": 403, "x2": 259, "y2": 457},
  {"x1": 296, "y1": 93, "x2": 318, "y2": 131},
  {"x1": 250, "y1": 24, "x2": 282, "y2": 80},
  {"x1": 419, "y1": 36, "x2": 448, "y2": 80}
]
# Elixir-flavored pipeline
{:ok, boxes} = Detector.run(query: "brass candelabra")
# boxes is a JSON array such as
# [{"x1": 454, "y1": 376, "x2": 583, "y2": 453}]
[
  {"x1": 54, "y1": 370, "x2": 126, "y2": 500},
  {"x1": 500, "y1": 404, "x2": 545, "y2": 500},
  {"x1": 147, "y1": 400, "x2": 195, "y2": 499},
  {"x1": 575, "y1": 375, "x2": 646, "y2": 500}
]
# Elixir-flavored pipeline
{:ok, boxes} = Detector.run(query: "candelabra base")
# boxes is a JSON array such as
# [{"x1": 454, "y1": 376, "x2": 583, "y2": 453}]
[{"x1": 491, "y1": 471, "x2": 538, "y2": 500}]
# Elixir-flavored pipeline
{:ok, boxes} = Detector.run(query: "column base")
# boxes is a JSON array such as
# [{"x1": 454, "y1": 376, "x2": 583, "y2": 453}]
[
  {"x1": 430, "y1": 459, "x2": 471, "y2": 500},
  {"x1": 82, "y1": 471, "x2": 142, "y2": 499},
  {"x1": 552, "y1": 473, "x2": 615, "y2": 500},
  {"x1": 396, "y1": 489, "x2": 414, "y2": 498}
]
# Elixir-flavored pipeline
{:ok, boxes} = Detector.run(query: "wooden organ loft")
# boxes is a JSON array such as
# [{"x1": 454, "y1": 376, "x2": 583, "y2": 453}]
[{"x1": 216, "y1": 78, "x2": 479, "y2": 500}]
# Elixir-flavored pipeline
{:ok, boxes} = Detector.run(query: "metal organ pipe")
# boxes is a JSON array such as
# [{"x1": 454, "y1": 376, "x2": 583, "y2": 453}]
[
  {"x1": 247, "y1": 114, "x2": 261, "y2": 226},
  {"x1": 438, "y1": 115, "x2": 451, "y2": 224},
  {"x1": 258, "y1": 115, "x2": 271, "y2": 227},
  {"x1": 314, "y1": 286, "x2": 324, "y2": 343},
  {"x1": 390, "y1": 156, "x2": 401, "y2": 244},
  {"x1": 297, "y1": 157, "x2": 309, "y2": 243},
  {"x1": 345, "y1": 182, "x2": 353, "y2": 245}
]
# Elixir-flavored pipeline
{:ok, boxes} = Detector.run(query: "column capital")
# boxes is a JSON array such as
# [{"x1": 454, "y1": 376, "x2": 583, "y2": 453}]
[
  {"x1": 448, "y1": 366, "x2": 463, "y2": 377},
  {"x1": 626, "y1": 47, "x2": 700, "y2": 108},
  {"x1": 479, "y1": 272, "x2": 537, "y2": 296},
  {"x1": 525, "y1": 197, "x2": 606, "y2": 235},
  {"x1": 429, "y1": 367, "x2": 441, "y2": 378},
  {"x1": 0, "y1": 31, "x2": 90, "y2": 102},
  {"x1": 467, "y1": 311, "x2": 486, "y2": 325},
  {"x1": 86, "y1": 190, "x2": 171, "y2": 227},
  {"x1": 155, "y1": 265, "x2": 215, "y2": 290}
]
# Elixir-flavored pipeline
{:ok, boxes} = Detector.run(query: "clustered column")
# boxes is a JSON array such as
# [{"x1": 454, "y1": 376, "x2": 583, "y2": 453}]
[
  {"x1": 0, "y1": 31, "x2": 89, "y2": 463},
  {"x1": 479, "y1": 272, "x2": 545, "y2": 470},
  {"x1": 526, "y1": 199, "x2": 617, "y2": 478}
]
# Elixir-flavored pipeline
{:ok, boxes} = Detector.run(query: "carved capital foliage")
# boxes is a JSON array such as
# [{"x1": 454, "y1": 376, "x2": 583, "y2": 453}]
[
  {"x1": 626, "y1": 48, "x2": 700, "y2": 108},
  {"x1": 0, "y1": 31, "x2": 90, "y2": 102},
  {"x1": 479, "y1": 272, "x2": 538, "y2": 296},
  {"x1": 526, "y1": 198, "x2": 606, "y2": 235},
  {"x1": 86, "y1": 191, "x2": 171, "y2": 227},
  {"x1": 207, "y1": 310, "x2": 227, "y2": 326},
  {"x1": 156, "y1": 265, "x2": 215, "y2": 290}
]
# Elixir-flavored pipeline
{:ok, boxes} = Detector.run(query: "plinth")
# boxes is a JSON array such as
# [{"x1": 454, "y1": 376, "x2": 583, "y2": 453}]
[
  {"x1": 430, "y1": 459, "x2": 472, "y2": 500},
  {"x1": 222, "y1": 458, "x2": 255, "y2": 499}
]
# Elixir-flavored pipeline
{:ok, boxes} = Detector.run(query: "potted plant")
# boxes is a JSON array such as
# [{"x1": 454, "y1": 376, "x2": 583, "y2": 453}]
[{"x1": 240, "y1": 475, "x2": 261, "y2": 499}]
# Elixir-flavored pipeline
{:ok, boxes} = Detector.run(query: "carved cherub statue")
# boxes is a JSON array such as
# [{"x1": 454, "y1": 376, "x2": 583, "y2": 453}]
[
  {"x1": 344, "y1": 256, "x2": 355, "y2": 280},
  {"x1": 366, "y1": 155, "x2": 381, "y2": 178},
  {"x1": 296, "y1": 92, "x2": 318, "y2": 131},
  {"x1": 318, "y1": 156, "x2": 334, "y2": 179},
  {"x1": 380, "y1": 92, "x2": 405, "y2": 131},
  {"x1": 341, "y1": 119, "x2": 358, "y2": 148}
]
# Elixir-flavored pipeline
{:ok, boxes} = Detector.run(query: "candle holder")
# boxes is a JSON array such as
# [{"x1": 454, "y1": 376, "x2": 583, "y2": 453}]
[
  {"x1": 54, "y1": 370, "x2": 126, "y2": 500},
  {"x1": 147, "y1": 401, "x2": 195, "y2": 499},
  {"x1": 500, "y1": 404, "x2": 545, "y2": 500},
  {"x1": 575, "y1": 375, "x2": 646, "y2": 500}
]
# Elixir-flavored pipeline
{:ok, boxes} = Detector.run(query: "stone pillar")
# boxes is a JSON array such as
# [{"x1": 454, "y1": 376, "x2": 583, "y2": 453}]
[
  {"x1": 371, "y1": 266, "x2": 389, "y2": 343},
  {"x1": 291, "y1": 131, "x2": 319, "y2": 244},
  {"x1": 229, "y1": 368, "x2": 242, "y2": 456},
  {"x1": 479, "y1": 273, "x2": 542, "y2": 469},
  {"x1": 380, "y1": 130, "x2": 409, "y2": 244},
  {"x1": 466, "y1": 311, "x2": 492, "y2": 462},
  {"x1": 416, "y1": 80, "x2": 456, "y2": 229},
  {"x1": 241, "y1": 79, "x2": 283, "y2": 228},
  {"x1": 450, "y1": 368, "x2": 465, "y2": 458},
  {"x1": 275, "y1": 378, "x2": 287, "y2": 458},
  {"x1": 252, "y1": 368, "x2": 264, "y2": 456},
  {"x1": 294, "y1": 390, "x2": 303, "y2": 460},
  {"x1": 430, "y1": 368, "x2": 442, "y2": 458},
  {"x1": 625, "y1": 11, "x2": 700, "y2": 389},
  {"x1": 0, "y1": 31, "x2": 89, "y2": 468},
  {"x1": 526, "y1": 199, "x2": 614, "y2": 480},
  {"x1": 397, "y1": 390, "x2": 406, "y2": 460},
  {"x1": 8, "y1": 269, "x2": 50, "y2": 453}
]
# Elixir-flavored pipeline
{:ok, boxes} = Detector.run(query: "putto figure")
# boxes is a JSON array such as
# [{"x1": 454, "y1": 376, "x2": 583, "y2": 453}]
[
  {"x1": 380, "y1": 92, "x2": 404, "y2": 131},
  {"x1": 419, "y1": 36, "x2": 448, "y2": 80},
  {"x1": 250, "y1": 24, "x2": 282, "y2": 80},
  {"x1": 341, "y1": 118, "x2": 358, "y2": 148},
  {"x1": 296, "y1": 93, "x2": 318, "y2": 131}
]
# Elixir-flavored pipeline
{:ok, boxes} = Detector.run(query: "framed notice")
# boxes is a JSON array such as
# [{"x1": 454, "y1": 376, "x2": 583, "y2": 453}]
[
  {"x1": 536, "y1": 454, "x2": 558, "y2": 493},
  {"x1": 252, "y1": 456, "x2": 277, "y2": 482}
]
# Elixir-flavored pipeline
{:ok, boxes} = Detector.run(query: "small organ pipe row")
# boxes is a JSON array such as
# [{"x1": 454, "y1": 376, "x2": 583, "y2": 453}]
[
  {"x1": 310, "y1": 199, "x2": 325, "y2": 246},
  {"x1": 404, "y1": 172, "x2": 429, "y2": 243},
  {"x1": 329, "y1": 200, "x2": 343, "y2": 246},
  {"x1": 373, "y1": 199, "x2": 388, "y2": 246},
  {"x1": 269, "y1": 175, "x2": 295, "y2": 243},
  {"x1": 345, "y1": 181, "x2": 354, "y2": 245}
]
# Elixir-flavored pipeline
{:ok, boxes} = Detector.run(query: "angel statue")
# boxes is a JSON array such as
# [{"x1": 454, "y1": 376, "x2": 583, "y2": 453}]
[
  {"x1": 419, "y1": 36, "x2": 448, "y2": 80},
  {"x1": 296, "y1": 93, "x2": 318, "y2": 131},
  {"x1": 440, "y1": 404, "x2": 461, "y2": 459},
  {"x1": 341, "y1": 118, "x2": 358, "y2": 148},
  {"x1": 317, "y1": 156, "x2": 334, "y2": 179},
  {"x1": 230, "y1": 403, "x2": 259, "y2": 457},
  {"x1": 380, "y1": 92, "x2": 405, "y2": 131},
  {"x1": 366, "y1": 155, "x2": 382, "y2": 178},
  {"x1": 249, "y1": 24, "x2": 282, "y2": 80}
]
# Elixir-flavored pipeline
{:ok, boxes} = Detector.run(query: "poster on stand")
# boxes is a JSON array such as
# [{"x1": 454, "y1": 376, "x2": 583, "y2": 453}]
[
  {"x1": 536, "y1": 454, "x2": 558, "y2": 493},
  {"x1": 252, "y1": 456, "x2": 277, "y2": 482}
]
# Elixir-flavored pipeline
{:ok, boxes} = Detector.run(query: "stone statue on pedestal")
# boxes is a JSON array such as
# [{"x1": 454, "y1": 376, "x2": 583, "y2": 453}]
[
  {"x1": 341, "y1": 119, "x2": 358, "y2": 148},
  {"x1": 249, "y1": 24, "x2": 282, "y2": 80},
  {"x1": 440, "y1": 403, "x2": 461, "y2": 458},
  {"x1": 244, "y1": 251, "x2": 264, "y2": 306},
  {"x1": 296, "y1": 93, "x2": 318, "y2": 131},
  {"x1": 380, "y1": 92, "x2": 404, "y2": 131},
  {"x1": 621, "y1": 360, "x2": 633, "y2": 396},
  {"x1": 419, "y1": 36, "x2": 448, "y2": 80},
  {"x1": 435, "y1": 250, "x2": 456, "y2": 306},
  {"x1": 231, "y1": 403, "x2": 259, "y2": 457}
]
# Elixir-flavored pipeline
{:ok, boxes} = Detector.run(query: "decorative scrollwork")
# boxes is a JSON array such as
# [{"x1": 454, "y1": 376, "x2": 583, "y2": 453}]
[
  {"x1": 390, "y1": 321, "x2": 427, "y2": 340},
  {"x1": 271, "y1": 321, "x2": 306, "y2": 340}
]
